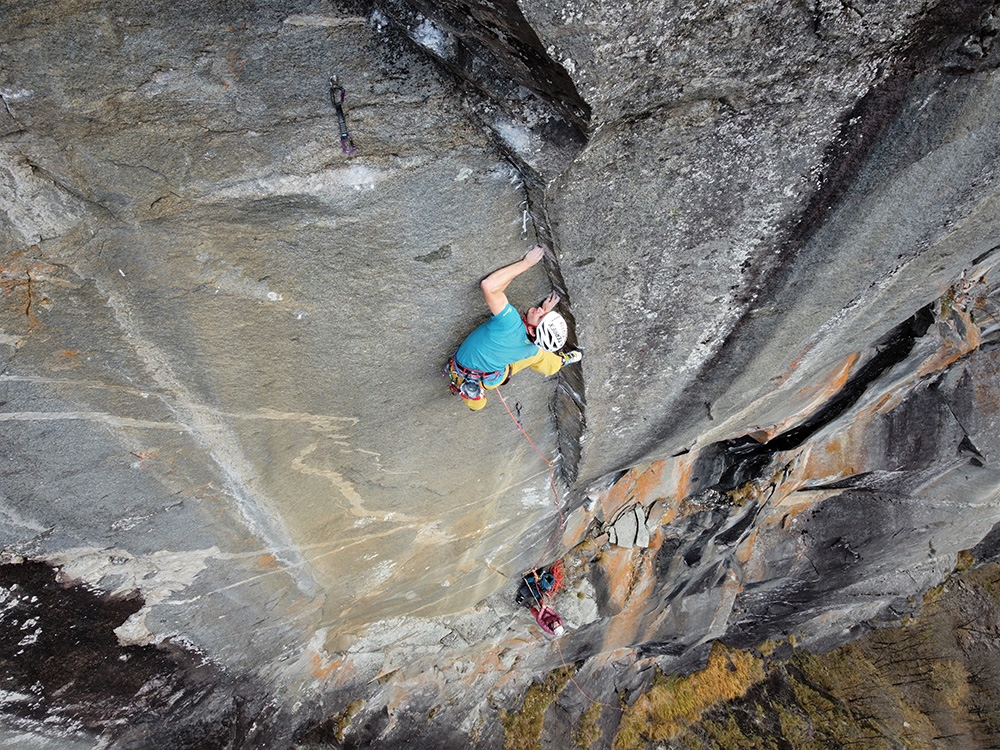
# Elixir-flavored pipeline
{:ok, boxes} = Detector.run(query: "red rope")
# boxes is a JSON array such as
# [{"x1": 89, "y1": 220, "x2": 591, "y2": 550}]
[
  {"x1": 494, "y1": 385, "x2": 624, "y2": 714},
  {"x1": 495, "y1": 387, "x2": 564, "y2": 522},
  {"x1": 495, "y1": 386, "x2": 566, "y2": 567}
]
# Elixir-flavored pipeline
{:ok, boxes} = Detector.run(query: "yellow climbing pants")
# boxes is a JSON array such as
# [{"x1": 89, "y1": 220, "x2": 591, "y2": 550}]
[{"x1": 463, "y1": 350, "x2": 563, "y2": 411}]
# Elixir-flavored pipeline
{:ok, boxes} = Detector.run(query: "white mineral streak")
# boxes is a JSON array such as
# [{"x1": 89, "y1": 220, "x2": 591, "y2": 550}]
[
  {"x1": 492, "y1": 118, "x2": 534, "y2": 155},
  {"x1": 126, "y1": 296, "x2": 308, "y2": 559},
  {"x1": 409, "y1": 19, "x2": 454, "y2": 59},
  {"x1": 207, "y1": 166, "x2": 382, "y2": 200}
]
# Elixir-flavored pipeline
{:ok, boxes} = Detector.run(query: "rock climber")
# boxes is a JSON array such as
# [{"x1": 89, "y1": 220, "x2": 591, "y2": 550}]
[{"x1": 446, "y1": 245, "x2": 582, "y2": 410}]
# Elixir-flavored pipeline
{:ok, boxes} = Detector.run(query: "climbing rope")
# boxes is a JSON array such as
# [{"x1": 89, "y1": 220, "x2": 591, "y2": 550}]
[
  {"x1": 495, "y1": 385, "x2": 625, "y2": 714},
  {"x1": 495, "y1": 386, "x2": 565, "y2": 532}
]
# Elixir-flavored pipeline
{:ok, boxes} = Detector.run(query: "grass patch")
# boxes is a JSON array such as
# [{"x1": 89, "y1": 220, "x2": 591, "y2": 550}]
[
  {"x1": 501, "y1": 666, "x2": 574, "y2": 750},
  {"x1": 575, "y1": 702, "x2": 603, "y2": 749},
  {"x1": 612, "y1": 642, "x2": 765, "y2": 749}
]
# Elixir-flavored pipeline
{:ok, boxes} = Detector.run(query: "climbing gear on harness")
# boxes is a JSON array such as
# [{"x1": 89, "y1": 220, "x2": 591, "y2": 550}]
[
  {"x1": 445, "y1": 355, "x2": 506, "y2": 402},
  {"x1": 460, "y1": 378, "x2": 483, "y2": 400},
  {"x1": 448, "y1": 356, "x2": 504, "y2": 384},
  {"x1": 535, "y1": 311, "x2": 567, "y2": 352},
  {"x1": 329, "y1": 76, "x2": 357, "y2": 154},
  {"x1": 559, "y1": 350, "x2": 582, "y2": 366}
]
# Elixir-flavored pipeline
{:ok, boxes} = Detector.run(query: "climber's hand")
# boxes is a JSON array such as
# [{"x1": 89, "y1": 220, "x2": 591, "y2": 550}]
[{"x1": 524, "y1": 245, "x2": 546, "y2": 266}]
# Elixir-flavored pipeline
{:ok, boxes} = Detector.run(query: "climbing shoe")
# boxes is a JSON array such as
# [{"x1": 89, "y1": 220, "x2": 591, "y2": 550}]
[{"x1": 559, "y1": 350, "x2": 582, "y2": 366}]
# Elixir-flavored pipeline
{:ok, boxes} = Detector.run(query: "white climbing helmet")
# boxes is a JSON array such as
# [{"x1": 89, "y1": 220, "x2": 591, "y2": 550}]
[{"x1": 534, "y1": 311, "x2": 567, "y2": 352}]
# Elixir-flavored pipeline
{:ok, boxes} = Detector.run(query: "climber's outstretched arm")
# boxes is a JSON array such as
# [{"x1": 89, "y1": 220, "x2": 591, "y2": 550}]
[{"x1": 480, "y1": 245, "x2": 545, "y2": 315}]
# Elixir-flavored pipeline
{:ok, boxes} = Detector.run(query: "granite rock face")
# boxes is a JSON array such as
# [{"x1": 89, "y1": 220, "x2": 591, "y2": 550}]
[{"x1": 1, "y1": 0, "x2": 999, "y2": 747}]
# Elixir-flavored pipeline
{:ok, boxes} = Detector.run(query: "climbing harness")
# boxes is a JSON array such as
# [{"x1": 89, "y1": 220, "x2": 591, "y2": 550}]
[
  {"x1": 329, "y1": 76, "x2": 357, "y2": 154},
  {"x1": 449, "y1": 356, "x2": 504, "y2": 384},
  {"x1": 444, "y1": 356, "x2": 508, "y2": 402}
]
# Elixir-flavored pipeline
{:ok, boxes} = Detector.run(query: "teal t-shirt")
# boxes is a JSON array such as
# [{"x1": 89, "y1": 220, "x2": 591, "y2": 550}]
[{"x1": 455, "y1": 304, "x2": 540, "y2": 386}]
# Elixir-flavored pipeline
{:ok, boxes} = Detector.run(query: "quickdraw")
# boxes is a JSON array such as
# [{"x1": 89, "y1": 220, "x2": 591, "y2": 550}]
[{"x1": 329, "y1": 76, "x2": 357, "y2": 154}]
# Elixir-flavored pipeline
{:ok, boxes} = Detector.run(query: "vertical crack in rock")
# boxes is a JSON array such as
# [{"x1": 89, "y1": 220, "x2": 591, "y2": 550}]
[
  {"x1": 526, "y1": 181, "x2": 585, "y2": 485},
  {"x1": 779, "y1": 0, "x2": 1000, "y2": 265},
  {"x1": 370, "y1": 0, "x2": 591, "y2": 486},
  {"x1": 754, "y1": 0, "x2": 1000, "y2": 315},
  {"x1": 371, "y1": 0, "x2": 590, "y2": 138}
]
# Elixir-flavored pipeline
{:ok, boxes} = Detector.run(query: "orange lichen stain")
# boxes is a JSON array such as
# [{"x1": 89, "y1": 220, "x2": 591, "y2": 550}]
[
  {"x1": 918, "y1": 310, "x2": 981, "y2": 378},
  {"x1": 600, "y1": 467, "x2": 638, "y2": 519},
  {"x1": 799, "y1": 435, "x2": 851, "y2": 481},
  {"x1": 797, "y1": 427, "x2": 867, "y2": 486},
  {"x1": 466, "y1": 646, "x2": 508, "y2": 680},
  {"x1": 632, "y1": 461, "x2": 666, "y2": 502},
  {"x1": 763, "y1": 502, "x2": 818, "y2": 540},
  {"x1": 751, "y1": 353, "x2": 860, "y2": 441},
  {"x1": 736, "y1": 528, "x2": 758, "y2": 565},
  {"x1": 256, "y1": 553, "x2": 279, "y2": 570},
  {"x1": 599, "y1": 546, "x2": 645, "y2": 613},
  {"x1": 600, "y1": 461, "x2": 669, "y2": 521},
  {"x1": 801, "y1": 352, "x2": 856, "y2": 398},
  {"x1": 50, "y1": 348, "x2": 84, "y2": 371},
  {"x1": 604, "y1": 554, "x2": 660, "y2": 650},
  {"x1": 224, "y1": 51, "x2": 246, "y2": 81},
  {"x1": 673, "y1": 454, "x2": 697, "y2": 502},
  {"x1": 310, "y1": 652, "x2": 343, "y2": 679},
  {"x1": 595, "y1": 540, "x2": 664, "y2": 652},
  {"x1": 183, "y1": 483, "x2": 216, "y2": 501},
  {"x1": 129, "y1": 449, "x2": 159, "y2": 466},
  {"x1": 1, "y1": 255, "x2": 57, "y2": 329},
  {"x1": 866, "y1": 391, "x2": 902, "y2": 417},
  {"x1": 765, "y1": 492, "x2": 830, "y2": 529},
  {"x1": 646, "y1": 500, "x2": 675, "y2": 534},
  {"x1": 769, "y1": 340, "x2": 818, "y2": 388}
]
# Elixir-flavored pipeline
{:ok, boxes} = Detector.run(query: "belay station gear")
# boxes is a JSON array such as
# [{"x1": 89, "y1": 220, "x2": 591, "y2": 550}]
[
  {"x1": 516, "y1": 569, "x2": 556, "y2": 605},
  {"x1": 516, "y1": 563, "x2": 565, "y2": 637}
]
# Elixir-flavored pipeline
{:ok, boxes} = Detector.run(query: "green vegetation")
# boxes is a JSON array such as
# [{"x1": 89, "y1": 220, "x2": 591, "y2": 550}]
[
  {"x1": 575, "y1": 702, "x2": 603, "y2": 749},
  {"x1": 605, "y1": 563, "x2": 1000, "y2": 748},
  {"x1": 613, "y1": 642, "x2": 765, "y2": 749},
  {"x1": 501, "y1": 666, "x2": 574, "y2": 750}
]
